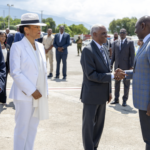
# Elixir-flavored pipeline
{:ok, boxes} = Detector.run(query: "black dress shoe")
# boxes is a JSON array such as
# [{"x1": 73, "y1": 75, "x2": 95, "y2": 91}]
[
  {"x1": 122, "y1": 101, "x2": 127, "y2": 107},
  {"x1": 54, "y1": 76, "x2": 59, "y2": 79},
  {"x1": 110, "y1": 99, "x2": 119, "y2": 104},
  {"x1": 48, "y1": 73, "x2": 53, "y2": 78},
  {"x1": 62, "y1": 76, "x2": 66, "y2": 79}
]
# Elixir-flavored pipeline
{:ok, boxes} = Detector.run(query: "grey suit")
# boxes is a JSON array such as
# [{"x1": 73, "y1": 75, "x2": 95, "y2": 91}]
[
  {"x1": 80, "y1": 41, "x2": 112, "y2": 150},
  {"x1": 111, "y1": 39, "x2": 135, "y2": 101},
  {"x1": 125, "y1": 36, "x2": 150, "y2": 150}
]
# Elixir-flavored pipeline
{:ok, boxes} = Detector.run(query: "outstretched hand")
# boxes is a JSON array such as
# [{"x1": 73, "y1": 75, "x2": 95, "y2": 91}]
[{"x1": 114, "y1": 68, "x2": 127, "y2": 81}]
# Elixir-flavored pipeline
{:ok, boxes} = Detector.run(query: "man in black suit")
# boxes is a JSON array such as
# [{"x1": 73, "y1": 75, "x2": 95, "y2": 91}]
[
  {"x1": 111, "y1": 28, "x2": 135, "y2": 106},
  {"x1": 53, "y1": 26, "x2": 70, "y2": 79},
  {"x1": 80, "y1": 24, "x2": 126, "y2": 150},
  {"x1": 6, "y1": 28, "x2": 14, "y2": 47},
  {"x1": 0, "y1": 44, "x2": 6, "y2": 95}
]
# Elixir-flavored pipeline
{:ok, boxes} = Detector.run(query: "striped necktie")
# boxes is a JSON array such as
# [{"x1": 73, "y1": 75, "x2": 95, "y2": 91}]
[{"x1": 100, "y1": 47, "x2": 108, "y2": 65}]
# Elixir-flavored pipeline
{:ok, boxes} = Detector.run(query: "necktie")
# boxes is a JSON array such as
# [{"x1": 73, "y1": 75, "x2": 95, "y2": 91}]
[
  {"x1": 121, "y1": 40, "x2": 123, "y2": 50},
  {"x1": 100, "y1": 47, "x2": 108, "y2": 65}
]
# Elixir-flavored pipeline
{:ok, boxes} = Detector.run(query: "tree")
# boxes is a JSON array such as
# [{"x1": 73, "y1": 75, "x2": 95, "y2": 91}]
[
  {"x1": 109, "y1": 17, "x2": 137, "y2": 35},
  {"x1": 55, "y1": 24, "x2": 73, "y2": 36},
  {"x1": 42, "y1": 18, "x2": 56, "y2": 32},
  {"x1": 69, "y1": 24, "x2": 89, "y2": 36}
]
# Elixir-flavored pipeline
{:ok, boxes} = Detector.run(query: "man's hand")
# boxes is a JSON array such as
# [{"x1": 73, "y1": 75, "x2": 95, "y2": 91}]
[
  {"x1": 107, "y1": 93, "x2": 112, "y2": 104},
  {"x1": 146, "y1": 103, "x2": 150, "y2": 116},
  {"x1": 58, "y1": 47, "x2": 63, "y2": 52},
  {"x1": 114, "y1": 68, "x2": 127, "y2": 81},
  {"x1": 32, "y1": 90, "x2": 42, "y2": 100},
  {"x1": 45, "y1": 49, "x2": 49, "y2": 54}
]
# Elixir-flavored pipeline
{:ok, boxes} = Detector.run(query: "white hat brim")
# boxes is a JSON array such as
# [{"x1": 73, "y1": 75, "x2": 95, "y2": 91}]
[{"x1": 16, "y1": 23, "x2": 46, "y2": 27}]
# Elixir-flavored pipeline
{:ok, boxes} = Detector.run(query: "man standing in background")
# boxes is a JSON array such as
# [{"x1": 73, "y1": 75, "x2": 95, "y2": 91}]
[
  {"x1": 6, "y1": 28, "x2": 14, "y2": 47},
  {"x1": 111, "y1": 28, "x2": 135, "y2": 106},
  {"x1": 43, "y1": 28, "x2": 54, "y2": 78},
  {"x1": 14, "y1": 26, "x2": 24, "y2": 43},
  {"x1": 76, "y1": 35, "x2": 82, "y2": 56},
  {"x1": 53, "y1": 26, "x2": 70, "y2": 79}
]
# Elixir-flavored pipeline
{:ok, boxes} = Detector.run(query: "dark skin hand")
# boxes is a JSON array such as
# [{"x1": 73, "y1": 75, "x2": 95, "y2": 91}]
[
  {"x1": 32, "y1": 90, "x2": 42, "y2": 100},
  {"x1": 114, "y1": 68, "x2": 127, "y2": 81},
  {"x1": 58, "y1": 47, "x2": 63, "y2": 52},
  {"x1": 146, "y1": 104, "x2": 150, "y2": 116},
  {"x1": 107, "y1": 93, "x2": 112, "y2": 104}
]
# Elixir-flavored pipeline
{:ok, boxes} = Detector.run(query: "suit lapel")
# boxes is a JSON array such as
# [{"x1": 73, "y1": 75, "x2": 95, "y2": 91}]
[
  {"x1": 92, "y1": 41, "x2": 109, "y2": 69},
  {"x1": 135, "y1": 37, "x2": 150, "y2": 63},
  {"x1": 35, "y1": 42, "x2": 47, "y2": 72},
  {"x1": 22, "y1": 37, "x2": 38, "y2": 71}
]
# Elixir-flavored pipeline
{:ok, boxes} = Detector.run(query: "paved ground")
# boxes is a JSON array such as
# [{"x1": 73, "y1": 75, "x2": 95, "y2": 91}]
[{"x1": 0, "y1": 43, "x2": 145, "y2": 150}]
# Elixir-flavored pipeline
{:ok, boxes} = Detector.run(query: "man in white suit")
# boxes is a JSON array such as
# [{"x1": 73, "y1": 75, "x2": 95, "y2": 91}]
[{"x1": 9, "y1": 13, "x2": 49, "y2": 150}]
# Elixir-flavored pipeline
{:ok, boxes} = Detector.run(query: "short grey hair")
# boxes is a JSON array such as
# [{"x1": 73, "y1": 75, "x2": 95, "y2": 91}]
[{"x1": 90, "y1": 24, "x2": 104, "y2": 37}]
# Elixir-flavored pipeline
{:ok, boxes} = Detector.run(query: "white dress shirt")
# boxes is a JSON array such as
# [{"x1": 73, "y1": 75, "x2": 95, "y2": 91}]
[
  {"x1": 93, "y1": 40, "x2": 114, "y2": 79},
  {"x1": 143, "y1": 33, "x2": 150, "y2": 43},
  {"x1": 59, "y1": 33, "x2": 64, "y2": 42},
  {"x1": 2, "y1": 48, "x2": 7, "y2": 62},
  {"x1": 120, "y1": 38, "x2": 126, "y2": 50}
]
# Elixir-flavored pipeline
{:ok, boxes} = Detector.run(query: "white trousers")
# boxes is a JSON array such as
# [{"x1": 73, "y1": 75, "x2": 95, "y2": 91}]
[
  {"x1": 13, "y1": 100, "x2": 39, "y2": 150},
  {"x1": 46, "y1": 50, "x2": 53, "y2": 73}
]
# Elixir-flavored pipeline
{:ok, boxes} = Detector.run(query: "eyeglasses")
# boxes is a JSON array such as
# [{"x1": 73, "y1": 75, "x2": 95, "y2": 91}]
[{"x1": 120, "y1": 32, "x2": 126, "y2": 34}]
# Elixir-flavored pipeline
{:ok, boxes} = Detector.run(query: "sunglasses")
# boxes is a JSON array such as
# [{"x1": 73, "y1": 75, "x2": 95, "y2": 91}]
[{"x1": 120, "y1": 32, "x2": 126, "y2": 34}]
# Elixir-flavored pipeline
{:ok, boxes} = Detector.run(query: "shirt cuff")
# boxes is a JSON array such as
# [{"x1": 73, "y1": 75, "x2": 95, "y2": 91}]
[{"x1": 111, "y1": 73, "x2": 114, "y2": 79}]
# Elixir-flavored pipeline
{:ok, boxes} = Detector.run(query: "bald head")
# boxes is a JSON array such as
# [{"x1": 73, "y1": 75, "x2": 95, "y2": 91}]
[
  {"x1": 137, "y1": 16, "x2": 150, "y2": 27},
  {"x1": 135, "y1": 15, "x2": 150, "y2": 40},
  {"x1": 91, "y1": 24, "x2": 107, "y2": 45},
  {"x1": 91, "y1": 24, "x2": 105, "y2": 37}
]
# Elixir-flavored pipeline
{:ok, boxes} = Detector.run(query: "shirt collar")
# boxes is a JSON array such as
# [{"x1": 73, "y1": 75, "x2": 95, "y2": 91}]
[
  {"x1": 93, "y1": 40, "x2": 102, "y2": 49},
  {"x1": 120, "y1": 38, "x2": 126, "y2": 43},
  {"x1": 143, "y1": 33, "x2": 150, "y2": 43}
]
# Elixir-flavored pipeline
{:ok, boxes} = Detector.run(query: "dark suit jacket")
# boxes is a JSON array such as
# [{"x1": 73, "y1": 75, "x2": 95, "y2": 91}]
[
  {"x1": 0, "y1": 45, "x2": 6, "y2": 92},
  {"x1": 14, "y1": 32, "x2": 24, "y2": 43},
  {"x1": 7, "y1": 34, "x2": 14, "y2": 47},
  {"x1": 111, "y1": 39, "x2": 135, "y2": 70},
  {"x1": 80, "y1": 41, "x2": 112, "y2": 105},
  {"x1": 53, "y1": 33, "x2": 70, "y2": 54}
]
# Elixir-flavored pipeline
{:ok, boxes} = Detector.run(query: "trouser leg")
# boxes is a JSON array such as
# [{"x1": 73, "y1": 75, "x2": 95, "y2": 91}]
[
  {"x1": 49, "y1": 51, "x2": 53, "y2": 73},
  {"x1": 56, "y1": 54, "x2": 61, "y2": 76},
  {"x1": 115, "y1": 80, "x2": 121, "y2": 100},
  {"x1": 82, "y1": 103, "x2": 106, "y2": 150},
  {"x1": 122, "y1": 78, "x2": 130, "y2": 101},
  {"x1": 77, "y1": 46, "x2": 79, "y2": 55},
  {"x1": 62, "y1": 54, "x2": 67, "y2": 77},
  {"x1": 139, "y1": 110, "x2": 150, "y2": 150},
  {"x1": 79, "y1": 46, "x2": 82, "y2": 53},
  {"x1": 93, "y1": 104, "x2": 106, "y2": 149},
  {"x1": 13, "y1": 100, "x2": 39, "y2": 150}
]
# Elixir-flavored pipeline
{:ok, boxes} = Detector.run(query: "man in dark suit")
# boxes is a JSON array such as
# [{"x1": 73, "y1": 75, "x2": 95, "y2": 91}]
[
  {"x1": 0, "y1": 44, "x2": 6, "y2": 95},
  {"x1": 80, "y1": 24, "x2": 126, "y2": 150},
  {"x1": 14, "y1": 27, "x2": 24, "y2": 43},
  {"x1": 6, "y1": 28, "x2": 14, "y2": 47},
  {"x1": 53, "y1": 26, "x2": 70, "y2": 79},
  {"x1": 111, "y1": 28, "x2": 135, "y2": 106}
]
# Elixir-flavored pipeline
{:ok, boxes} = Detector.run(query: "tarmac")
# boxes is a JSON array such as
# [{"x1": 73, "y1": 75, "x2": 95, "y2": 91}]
[{"x1": 0, "y1": 43, "x2": 145, "y2": 150}]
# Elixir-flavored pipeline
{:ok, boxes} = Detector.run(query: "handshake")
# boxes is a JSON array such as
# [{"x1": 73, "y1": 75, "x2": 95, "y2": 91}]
[{"x1": 113, "y1": 68, "x2": 127, "y2": 81}]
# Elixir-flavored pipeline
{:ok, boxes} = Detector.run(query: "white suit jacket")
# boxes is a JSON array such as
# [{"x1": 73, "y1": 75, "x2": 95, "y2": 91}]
[{"x1": 9, "y1": 37, "x2": 48, "y2": 101}]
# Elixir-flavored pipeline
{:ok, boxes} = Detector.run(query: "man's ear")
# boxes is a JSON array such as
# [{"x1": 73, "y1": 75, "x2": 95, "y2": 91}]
[
  {"x1": 93, "y1": 32, "x2": 96, "y2": 37},
  {"x1": 141, "y1": 22, "x2": 146, "y2": 30}
]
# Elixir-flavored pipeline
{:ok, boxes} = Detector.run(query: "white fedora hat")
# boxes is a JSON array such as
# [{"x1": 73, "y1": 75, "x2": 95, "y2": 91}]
[{"x1": 16, "y1": 13, "x2": 46, "y2": 27}]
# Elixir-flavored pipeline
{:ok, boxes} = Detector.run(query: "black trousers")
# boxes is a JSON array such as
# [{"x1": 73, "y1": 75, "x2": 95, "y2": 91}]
[
  {"x1": 139, "y1": 110, "x2": 150, "y2": 150},
  {"x1": 0, "y1": 68, "x2": 8, "y2": 103},
  {"x1": 82, "y1": 103, "x2": 106, "y2": 150},
  {"x1": 115, "y1": 78, "x2": 130, "y2": 101}
]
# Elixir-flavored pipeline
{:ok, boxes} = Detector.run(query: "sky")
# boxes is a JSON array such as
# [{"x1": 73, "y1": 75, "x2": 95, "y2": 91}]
[{"x1": 0, "y1": 0, "x2": 150, "y2": 28}]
